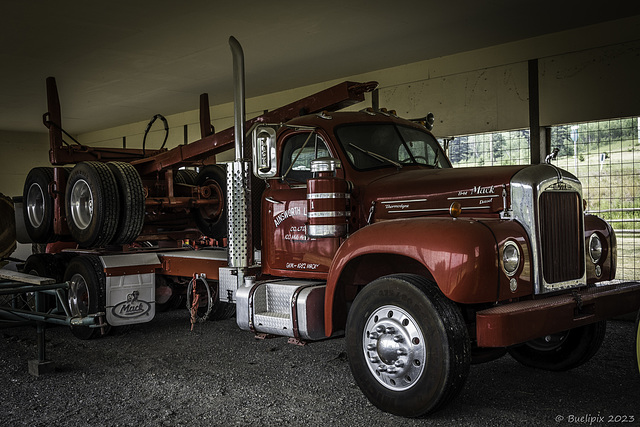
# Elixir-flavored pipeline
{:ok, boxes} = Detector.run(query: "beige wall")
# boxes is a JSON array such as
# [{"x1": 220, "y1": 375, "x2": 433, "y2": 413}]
[
  {"x1": 2, "y1": 16, "x2": 639, "y2": 199},
  {"x1": 0, "y1": 131, "x2": 51, "y2": 260},
  {"x1": 375, "y1": 16, "x2": 640, "y2": 136},
  {"x1": 0, "y1": 131, "x2": 50, "y2": 198},
  {"x1": 540, "y1": 40, "x2": 640, "y2": 126},
  {"x1": 77, "y1": 15, "x2": 640, "y2": 151}
]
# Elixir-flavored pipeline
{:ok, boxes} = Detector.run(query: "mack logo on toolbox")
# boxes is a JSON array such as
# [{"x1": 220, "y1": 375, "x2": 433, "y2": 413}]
[{"x1": 112, "y1": 290, "x2": 151, "y2": 319}]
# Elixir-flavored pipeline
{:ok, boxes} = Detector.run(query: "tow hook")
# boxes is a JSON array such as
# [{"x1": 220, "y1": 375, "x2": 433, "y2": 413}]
[
  {"x1": 571, "y1": 290, "x2": 584, "y2": 315},
  {"x1": 94, "y1": 312, "x2": 108, "y2": 335}
]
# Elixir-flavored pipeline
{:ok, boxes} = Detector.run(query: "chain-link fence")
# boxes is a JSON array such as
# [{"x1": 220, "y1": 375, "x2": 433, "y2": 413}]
[{"x1": 442, "y1": 116, "x2": 639, "y2": 282}]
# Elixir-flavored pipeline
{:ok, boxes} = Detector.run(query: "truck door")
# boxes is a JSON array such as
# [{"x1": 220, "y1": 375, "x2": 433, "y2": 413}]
[{"x1": 262, "y1": 130, "x2": 342, "y2": 276}]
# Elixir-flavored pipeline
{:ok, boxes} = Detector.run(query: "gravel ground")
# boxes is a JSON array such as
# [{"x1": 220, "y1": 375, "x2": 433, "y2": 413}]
[{"x1": 0, "y1": 310, "x2": 638, "y2": 427}]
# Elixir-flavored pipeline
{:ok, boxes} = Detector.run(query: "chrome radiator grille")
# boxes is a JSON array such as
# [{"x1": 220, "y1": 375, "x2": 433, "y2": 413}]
[{"x1": 538, "y1": 191, "x2": 584, "y2": 283}]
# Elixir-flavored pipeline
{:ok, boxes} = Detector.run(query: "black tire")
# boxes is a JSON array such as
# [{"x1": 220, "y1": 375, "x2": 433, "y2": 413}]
[
  {"x1": 0, "y1": 193, "x2": 16, "y2": 258},
  {"x1": 193, "y1": 165, "x2": 227, "y2": 240},
  {"x1": 204, "y1": 279, "x2": 235, "y2": 320},
  {"x1": 345, "y1": 274, "x2": 470, "y2": 417},
  {"x1": 106, "y1": 162, "x2": 145, "y2": 245},
  {"x1": 53, "y1": 251, "x2": 79, "y2": 268},
  {"x1": 174, "y1": 169, "x2": 198, "y2": 185},
  {"x1": 208, "y1": 293, "x2": 236, "y2": 321},
  {"x1": 64, "y1": 255, "x2": 108, "y2": 340},
  {"x1": 635, "y1": 311, "x2": 640, "y2": 374},
  {"x1": 23, "y1": 253, "x2": 63, "y2": 312},
  {"x1": 471, "y1": 347, "x2": 507, "y2": 364},
  {"x1": 65, "y1": 162, "x2": 120, "y2": 248},
  {"x1": 155, "y1": 275, "x2": 181, "y2": 312},
  {"x1": 508, "y1": 321, "x2": 607, "y2": 371},
  {"x1": 23, "y1": 167, "x2": 56, "y2": 243},
  {"x1": 185, "y1": 278, "x2": 235, "y2": 321},
  {"x1": 24, "y1": 253, "x2": 64, "y2": 282}
]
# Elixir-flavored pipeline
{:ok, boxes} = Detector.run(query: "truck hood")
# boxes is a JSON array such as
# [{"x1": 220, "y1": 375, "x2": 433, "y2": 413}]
[{"x1": 363, "y1": 165, "x2": 528, "y2": 220}]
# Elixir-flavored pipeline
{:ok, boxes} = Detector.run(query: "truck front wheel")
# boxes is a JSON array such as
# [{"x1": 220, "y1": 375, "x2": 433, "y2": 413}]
[
  {"x1": 345, "y1": 274, "x2": 470, "y2": 417},
  {"x1": 507, "y1": 321, "x2": 606, "y2": 371}
]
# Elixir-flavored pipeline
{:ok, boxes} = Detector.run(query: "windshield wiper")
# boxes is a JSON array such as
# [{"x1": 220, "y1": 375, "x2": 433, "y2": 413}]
[
  {"x1": 349, "y1": 143, "x2": 402, "y2": 169},
  {"x1": 432, "y1": 149, "x2": 440, "y2": 168}
]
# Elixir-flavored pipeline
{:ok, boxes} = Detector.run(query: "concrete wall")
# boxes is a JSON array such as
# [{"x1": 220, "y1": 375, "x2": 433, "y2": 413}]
[
  {"x1": 2, "y1": 16, "x2": 639, "y2": 198},
  {"x1": 0, "y1": 131, "x2": 50, "y2": 198},
  {"x1": 75, "y1": 15, "x2": 640, "y2": 152},
  {"x1": 0, "y1": 131, "x2": 50, "y2": 260},
  {"x1": 375, "y1": 17, "x2": 640, "y2": 136}
]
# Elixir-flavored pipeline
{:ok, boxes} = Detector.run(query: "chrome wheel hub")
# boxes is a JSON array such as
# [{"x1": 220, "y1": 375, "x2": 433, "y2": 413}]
[
  {"x1": 70, "y1": 179, "x2": 93, "y2": 230},
  {"x1": 26, "y1": 183, "x2": 45, "y2": 228},
  {"x1": 68, "y1": 273, "x2": 90, "y2": 317},
  {"x1": 363, "y1": 305, "x2": 426, "y2": 391}
]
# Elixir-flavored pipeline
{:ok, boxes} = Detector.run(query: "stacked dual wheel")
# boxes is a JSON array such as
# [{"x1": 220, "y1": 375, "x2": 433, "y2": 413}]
[
  {"x1": 23, "y1": 161, "x2": 145, "y2": 247},
  {"x1": 192, "y1": 165, "x2": 227, "y2": 240},
  {"x1": 23, "y1": 167, "x2": 57, "y2": 243}
]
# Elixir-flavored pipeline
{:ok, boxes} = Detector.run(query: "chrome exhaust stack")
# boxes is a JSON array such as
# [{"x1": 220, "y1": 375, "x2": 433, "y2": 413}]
[
  {"x1": 229, "y1": 36, "x2": 247, "y2": 161},
  {"x1": 226, "y1": 36, "x2": 253, "y2": 269}
]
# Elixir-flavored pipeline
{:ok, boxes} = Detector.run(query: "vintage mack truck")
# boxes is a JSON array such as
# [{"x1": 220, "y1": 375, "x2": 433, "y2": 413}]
[{"x1": 6, "y1": 37, "x2": 640, "y2": 417}]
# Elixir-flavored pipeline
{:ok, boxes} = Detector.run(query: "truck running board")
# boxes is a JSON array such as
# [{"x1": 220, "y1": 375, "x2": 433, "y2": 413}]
[{"x1": 236, "y1": 280, "x2": 327, "y2": 341}]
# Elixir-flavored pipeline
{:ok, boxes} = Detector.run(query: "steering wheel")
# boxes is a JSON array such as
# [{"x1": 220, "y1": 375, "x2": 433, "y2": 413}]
[{"x1": 401, "y1": 155, "x2": 428, "y2": 164}]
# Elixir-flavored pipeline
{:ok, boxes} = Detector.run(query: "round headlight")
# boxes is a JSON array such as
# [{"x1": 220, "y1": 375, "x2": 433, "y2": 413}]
[
  {"x1": 589, "y1": 233, "x2": 603, "y2": 264},
  {"x1": 502, "y1": 241, "x2": 520, "y2": 276}
]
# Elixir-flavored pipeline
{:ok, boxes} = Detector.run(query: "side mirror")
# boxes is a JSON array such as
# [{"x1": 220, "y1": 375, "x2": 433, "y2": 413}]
[
  {"x1": 251, "y1": 125, "x2": 277, "y2": 178},
  {"x1": 426, "y1": 112, "x2": 435, "y2": 130}
]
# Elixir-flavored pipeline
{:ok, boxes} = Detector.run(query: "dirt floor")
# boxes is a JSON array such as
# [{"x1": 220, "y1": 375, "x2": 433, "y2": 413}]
[{"x1": 0, "y1": 310, "x2": 638, "y2": 427}]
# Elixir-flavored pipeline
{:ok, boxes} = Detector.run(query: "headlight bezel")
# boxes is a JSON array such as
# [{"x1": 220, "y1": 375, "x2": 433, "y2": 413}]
[
  {"x1": 588, "y1": 233, "x2": 603, "y2": 264},
  {"x1": 502, "y1": 240, "x2": 521, "y2": 277}
]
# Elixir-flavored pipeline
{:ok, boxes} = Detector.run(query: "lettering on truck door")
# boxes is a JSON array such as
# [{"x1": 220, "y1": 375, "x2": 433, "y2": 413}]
[{"x1": 263, "y1": 131, "x2": 340, "y2": 274}]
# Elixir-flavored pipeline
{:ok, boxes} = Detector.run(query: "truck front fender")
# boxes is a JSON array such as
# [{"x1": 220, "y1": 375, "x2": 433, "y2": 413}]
[{"x1": 324, "y1": 217, "x2": 501, "y2": 336}]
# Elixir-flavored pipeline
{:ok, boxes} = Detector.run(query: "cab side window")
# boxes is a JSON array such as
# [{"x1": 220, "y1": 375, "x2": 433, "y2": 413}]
[{"x1": 280, "y1": 132, "x2": 330, "y2": 182}]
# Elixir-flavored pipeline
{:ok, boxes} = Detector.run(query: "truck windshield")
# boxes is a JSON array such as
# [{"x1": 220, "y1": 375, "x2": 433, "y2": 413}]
[{"x1": 335, "y1": 124, "x2": 451, "y2": 170}]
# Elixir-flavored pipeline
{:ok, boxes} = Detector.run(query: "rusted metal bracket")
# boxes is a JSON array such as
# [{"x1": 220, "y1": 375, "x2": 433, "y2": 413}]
[
  {"x1": 287, "y1": 337, "x2": 307, "y2": 346},
  {"x1": 254, "y1": 333, "x2": 278, "y2": 340}
]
